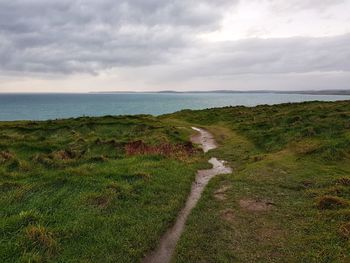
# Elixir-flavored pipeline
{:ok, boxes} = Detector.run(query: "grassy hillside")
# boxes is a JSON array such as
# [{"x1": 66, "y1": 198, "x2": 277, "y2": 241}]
[
  {"x1": 0, "y1": 115, "x2": 206, "y2": 262},
  {"x1": 1, "y1": 100, "x2": 349, "y2": 262},
  {"x1": 164, "y1": 100, "x2": 350, "y2": 262}
]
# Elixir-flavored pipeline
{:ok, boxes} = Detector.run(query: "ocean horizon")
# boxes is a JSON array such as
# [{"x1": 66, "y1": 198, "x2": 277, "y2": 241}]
[{"x1": 0, "y1": 92, "x2": 349, "y2": 121}]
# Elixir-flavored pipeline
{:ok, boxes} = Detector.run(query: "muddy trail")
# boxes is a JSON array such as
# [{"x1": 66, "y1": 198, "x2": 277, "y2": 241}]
[{"x1": 142, "y1": 127, "x2": 232, "y2": 263}]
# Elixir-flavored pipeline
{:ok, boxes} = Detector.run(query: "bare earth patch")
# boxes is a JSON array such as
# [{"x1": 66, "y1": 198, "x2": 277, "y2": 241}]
[
  {"x1": 239, "y1": 198, "x2": 275, "y2": 212},
  {"x1": 221, "y1": 208, "x2": 235, "y2": 222},
  {"x1": 214, "y1": 185, "x2": 231, "y2": 201}
]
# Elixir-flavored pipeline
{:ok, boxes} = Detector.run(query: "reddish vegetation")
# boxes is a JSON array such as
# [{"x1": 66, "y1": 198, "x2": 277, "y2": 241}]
[{"x1": 125, "y1": 140, "x2": 195, "y2": 157}]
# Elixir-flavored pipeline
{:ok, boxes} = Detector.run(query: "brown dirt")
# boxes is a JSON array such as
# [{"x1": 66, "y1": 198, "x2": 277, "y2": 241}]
[
  {"x1": 214, "y1": 185, "x2": 231, "y2": 201},
  {"x1": 239, "y1": 198, "x2": 275, "y2": 212}
]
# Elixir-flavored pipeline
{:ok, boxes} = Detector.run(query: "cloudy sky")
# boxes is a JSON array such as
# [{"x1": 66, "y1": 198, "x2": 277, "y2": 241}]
[{"x1": 0, "y1": 0, "x2": 349, "y2": 92}]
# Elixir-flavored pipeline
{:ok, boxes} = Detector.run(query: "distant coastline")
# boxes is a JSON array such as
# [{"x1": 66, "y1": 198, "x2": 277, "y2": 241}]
[{"x1": 90, "y1": 89, "x2": 350, "y2": 96}]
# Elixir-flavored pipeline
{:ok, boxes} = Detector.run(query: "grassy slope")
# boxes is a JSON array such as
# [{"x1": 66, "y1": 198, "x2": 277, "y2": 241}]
[
  {"x1": 0, "y1": 115, "x2": 207, "y2": 262},
  {"x1": 164, "y1": 100, "x2": 350, "y2": 262},
  {"x1": 1, "y1": 101, "x2": 349, "y2": 263}
]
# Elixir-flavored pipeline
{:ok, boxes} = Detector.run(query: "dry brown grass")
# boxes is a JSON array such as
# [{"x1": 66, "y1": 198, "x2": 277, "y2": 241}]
[
  {"x1": 316, "y1": 195, "x2": 348, "y2": 210},
  {"x1": 25, "y1": 225, "x2": 57, "y2": 255},
  {"x1": 32, "y1": 154, "x2": 54, "y2": 166},
  {"x1": 51, "y1": 149, "x2": 79, "y2": 160},
  {"x1": 0, "y1": 150, "x2": 14, "y2": 162},
  {"x1": 220, "y1": 208, "x2": 235, "y2": 222},
  {"x1": 336, "y1": 177, "x2": 350, "y2": 186},
  {"x1": 292, "y1": 139, "x2": 321, "y2": 155},
  {"x1": 32, "y1": 149, "x2": 86, "y2": 166},
  {"x1": 239, "y1": 198, "x2": 276, "y2": 212},
  {"x1": 125, "y1": 140, "x2": 195, "y2": 158}
]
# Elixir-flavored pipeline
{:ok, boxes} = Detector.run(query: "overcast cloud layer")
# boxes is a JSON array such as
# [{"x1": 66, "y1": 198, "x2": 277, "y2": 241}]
[{"x1": 0, "y1": 0, "x2": 349, "y2": 92}]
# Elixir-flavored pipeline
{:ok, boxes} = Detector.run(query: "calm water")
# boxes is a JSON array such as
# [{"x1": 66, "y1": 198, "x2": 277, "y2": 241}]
[{"x1": 0, "y1": 93, "x2": 349, "y2": 121}]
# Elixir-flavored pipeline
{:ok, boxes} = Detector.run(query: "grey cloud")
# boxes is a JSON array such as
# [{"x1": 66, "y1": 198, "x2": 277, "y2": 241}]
[
  {"x1": 0, "y1": 0, "x2": 235, "y2": 74},
  {"x1": 160, "y1": 34, "x2": 350, "y2": 80},
  {"x1": 0, "y1": 0, "x2": 349, "y2": 81}
]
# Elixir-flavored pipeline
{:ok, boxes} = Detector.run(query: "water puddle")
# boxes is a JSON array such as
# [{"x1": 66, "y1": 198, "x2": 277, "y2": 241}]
[{"x1": 142, "y1": 127, "x2": 232, "y2": 263}]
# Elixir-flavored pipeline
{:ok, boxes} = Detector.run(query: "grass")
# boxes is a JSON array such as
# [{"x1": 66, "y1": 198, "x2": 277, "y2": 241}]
[
  {"x1": 164, "y1": 100, "x2": 350, "y2": 262},
  {"x1": 0, "y1": 115, "x2": 207, "y2": 262},
  {"x1": 1, "y1": 100, "x2": 349, "y2": 262}
]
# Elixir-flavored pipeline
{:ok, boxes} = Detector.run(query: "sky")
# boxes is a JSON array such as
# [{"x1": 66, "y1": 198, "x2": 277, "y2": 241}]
[{"x1": 0, "y1": 0, "x2": 349, "y2": 92}]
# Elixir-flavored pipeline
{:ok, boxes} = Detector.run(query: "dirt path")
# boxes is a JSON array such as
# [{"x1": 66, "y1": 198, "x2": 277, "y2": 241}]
[{"x1": 142, "y1": 127, "x2": 232, "y2": 263}]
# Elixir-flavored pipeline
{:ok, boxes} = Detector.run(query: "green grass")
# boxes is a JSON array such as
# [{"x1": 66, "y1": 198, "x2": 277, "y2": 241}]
[
  {"x1": 0, "y1": 115, "x2": 206, "y2": 262},
  {"x1": 1, "y1": 100, "x2": 349, "y2": 262},
  {"x1": 165, "y1": 100, "x2": 350, "y2": 262}
]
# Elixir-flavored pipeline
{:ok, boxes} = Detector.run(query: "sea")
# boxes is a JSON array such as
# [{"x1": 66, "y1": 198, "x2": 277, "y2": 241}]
[{"x1": 0, "y1": 92, "x2": 349, "y2": 121}]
